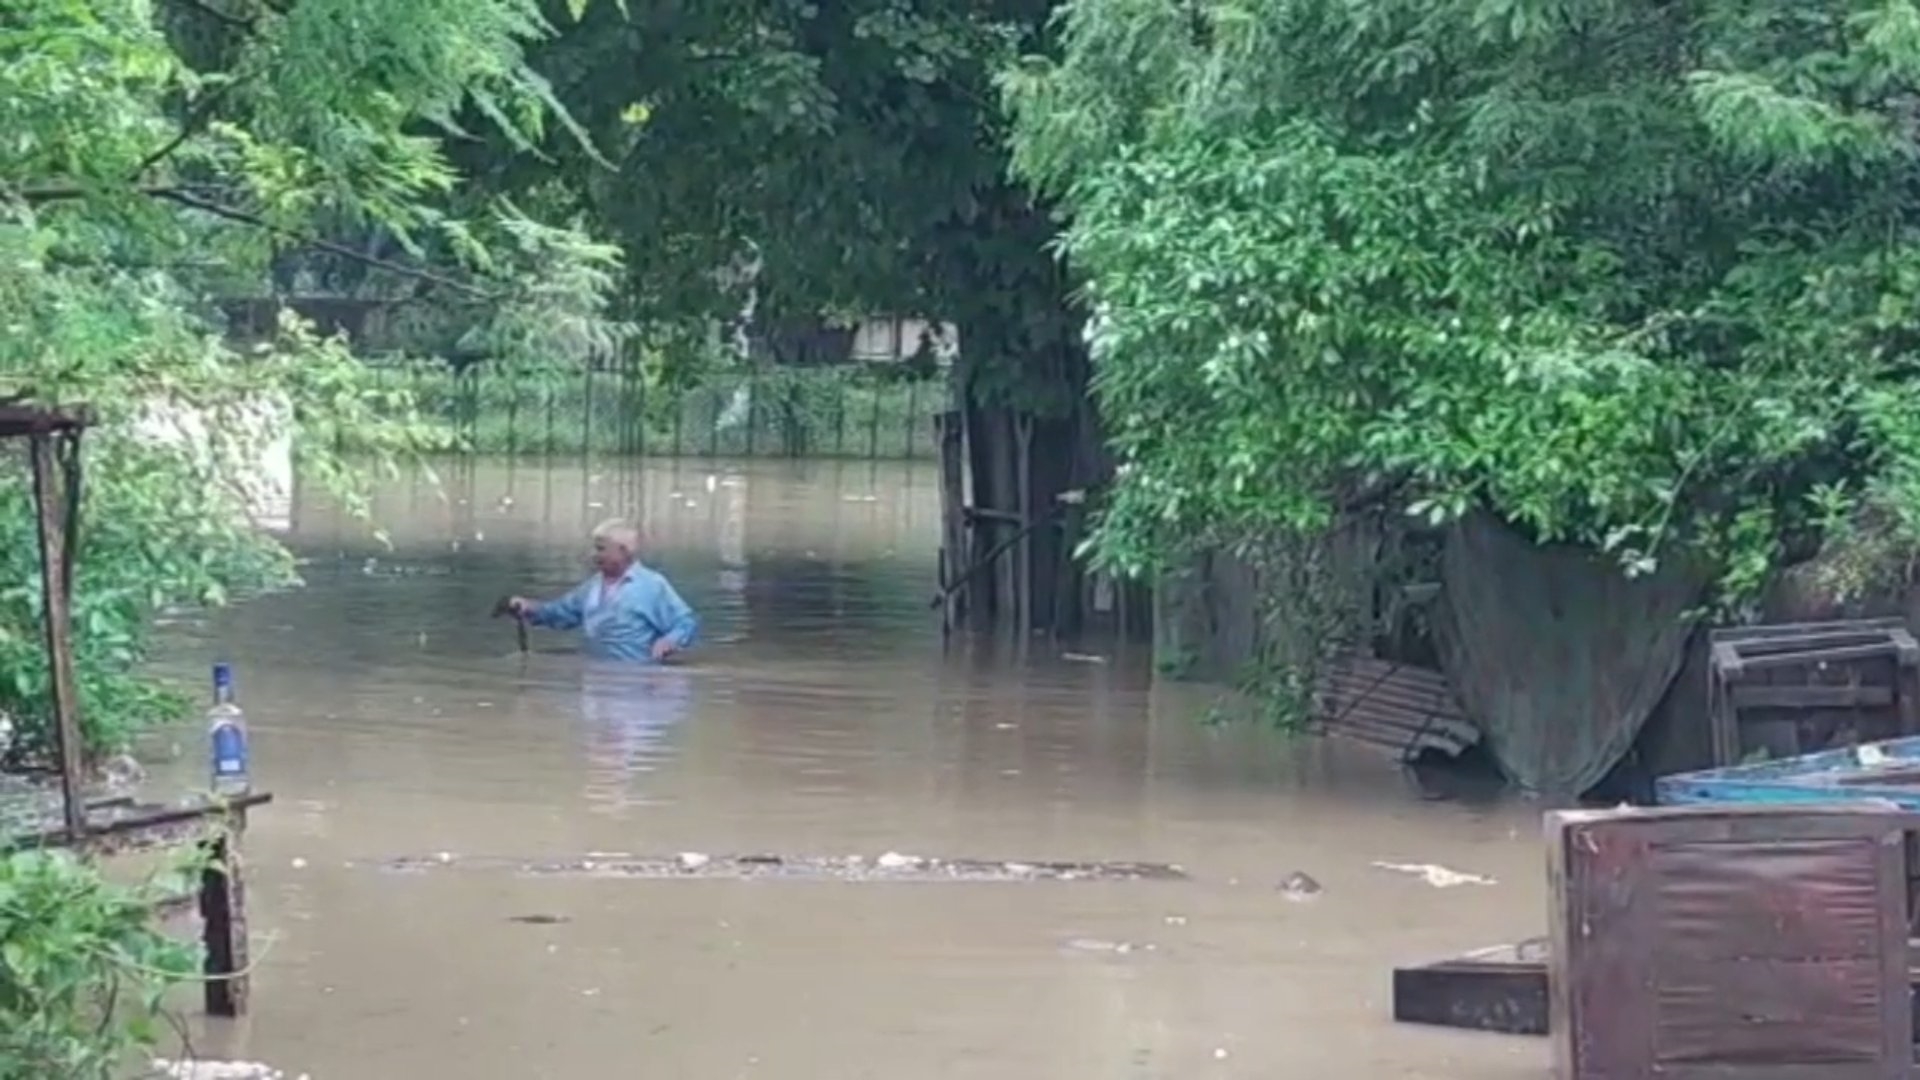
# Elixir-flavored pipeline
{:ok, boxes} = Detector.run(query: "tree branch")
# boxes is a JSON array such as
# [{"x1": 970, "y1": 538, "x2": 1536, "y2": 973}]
[
  {"x1": 14, "y1": 184, "x2": 494, "y2": 299},
  {"x1": 151, "y1": 189, "x2": 494, "y2": 299},
  {"x1": 15, "y1": 184, "x2": 208, "y2": 203},
  {"x1": 131, "y1": 72, "x2": 262, "y2": 180}
]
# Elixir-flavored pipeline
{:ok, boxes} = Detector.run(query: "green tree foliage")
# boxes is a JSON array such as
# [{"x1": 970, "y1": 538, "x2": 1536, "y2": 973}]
[
  {"x1": 503, "y1": 0, "x2": 1084, "y2": 409},
  {"x1": 1007, "y1": 0, "x2": 1920, "y2": 606},
  {"x1": 1, "y1": 0, "x2": 626, "y2": 762},
  {"x1": 0, "y1": 849, "x2": 199, "y2": 1079}
]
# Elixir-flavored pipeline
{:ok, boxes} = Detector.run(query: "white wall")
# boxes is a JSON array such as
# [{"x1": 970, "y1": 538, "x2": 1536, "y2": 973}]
[
  {"x1": 850, "y1": 318, "x2": 958, "y2": 363},
  {"x1": 132, "y1": 395, "x2": 294, "y2": 533}
]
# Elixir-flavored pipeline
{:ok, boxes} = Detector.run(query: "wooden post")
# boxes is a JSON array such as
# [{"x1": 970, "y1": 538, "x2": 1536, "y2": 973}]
[
  {"x1": 1706, "y1": 667, "x2": 1737, "y2": 767},
  {"x1": 938, "y1": 409, "x2": 967, "y2": 638},
  {"x1": 1053, "y1": 498, "x2": 1084, "y2": 639},
  {"x1": 200, "y1": 815, "x2": 252, "y2": 1017},
  {"x1": 29, "y1": 434, "x2": 87, "y2": 840}
]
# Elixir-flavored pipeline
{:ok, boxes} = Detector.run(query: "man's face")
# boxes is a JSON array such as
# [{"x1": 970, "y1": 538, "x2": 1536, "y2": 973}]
[{"x1": 592, "y1": 536, "x2": 633, "y2": 576}]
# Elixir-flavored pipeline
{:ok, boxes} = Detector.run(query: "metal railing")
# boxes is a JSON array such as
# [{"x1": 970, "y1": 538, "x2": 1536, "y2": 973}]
[{"x1": 366, "y1": 362, "x2": 945, "y2": 460}]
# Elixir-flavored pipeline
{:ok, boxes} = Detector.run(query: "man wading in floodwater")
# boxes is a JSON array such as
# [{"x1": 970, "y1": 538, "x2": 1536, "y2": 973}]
[{"x1": 507, "y1": 519, "x2": 699, "y2": 662}]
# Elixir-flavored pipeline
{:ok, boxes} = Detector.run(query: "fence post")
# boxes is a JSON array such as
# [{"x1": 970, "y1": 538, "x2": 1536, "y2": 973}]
[
  {"x1": 623, "y1": 342, "x2": 641, "y2": 455},
  {"x1": 746, "y1": 367, "x2": 758, "y2": 457},
  {"x1": 506, "y1": 365, "x2": 518, "y2": 457},
  {"x1": 835, "y1": 377, "x2": 848, "y2": 457},
  {"x1": 641, "y1": 359, "x2": 656, "y2": 455},
  {"x1": 463, "y1": 367, "x2": 478, "y2": 450},
  {"x1": 583, "y1": 364, "x2": 596, "y2": 455},
  {"x1": 905, "y1": 380, "x2": 918, "y2": 459},
  {"x1": 672, "y1": 385, "x2": 683, "y2": 456}
]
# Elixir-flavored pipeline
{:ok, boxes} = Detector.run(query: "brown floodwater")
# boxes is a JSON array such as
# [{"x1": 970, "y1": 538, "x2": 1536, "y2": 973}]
[{"x1": 150, "y1": 456, "x2": 1550, "y2": 1078}]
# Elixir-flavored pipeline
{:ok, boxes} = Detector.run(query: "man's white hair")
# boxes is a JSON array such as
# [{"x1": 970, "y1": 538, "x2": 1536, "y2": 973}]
[{"x1": 590, "y1": 518, "x2": 641, "y2": 554}]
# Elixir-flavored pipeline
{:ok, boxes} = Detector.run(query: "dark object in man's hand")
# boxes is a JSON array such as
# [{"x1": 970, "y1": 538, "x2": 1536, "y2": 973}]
[{"x1": 491, "y1": 595, "x2": 529, "y2": 653}]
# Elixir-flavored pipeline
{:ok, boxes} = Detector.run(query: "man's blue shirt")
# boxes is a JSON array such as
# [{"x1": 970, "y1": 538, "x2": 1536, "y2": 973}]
[{"x1": 528, "y1": 564, "x2": 698, "y2": 661}]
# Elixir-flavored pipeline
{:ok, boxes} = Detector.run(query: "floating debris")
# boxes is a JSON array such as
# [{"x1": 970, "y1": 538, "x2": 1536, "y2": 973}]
[
  {"x1": 381, "y1": 851, "x2": 1189, "y2": 884},
  {"x1": 1061, "y1": 652, "x2": 1109, "y2": 665},
  {"x1": 1370, "y1": 861, "x2": 1496, "y2": 888},
  {"x1": 150, "y1": 1061, "x2": 298, "y2": 1080},
  {"x1": 98, "y1": 752, "x2": 145, "y2": 789},
  {"x1": 1064, "y1": 937, "x2": 1146, "y2": 955},
  {"x1": 1277, "y1": 871, "x2": 1323, "y2": 900},
  {"x1": 352, "y1": 558, "x2": 452, "y2": 579},
  {"x1": 507, "y1": 913, "x2": 571, "y2": 925}
]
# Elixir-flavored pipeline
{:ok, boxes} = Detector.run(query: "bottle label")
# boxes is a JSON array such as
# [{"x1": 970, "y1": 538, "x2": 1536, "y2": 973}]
[{"x1": 211, "y1": 724, "x2": 248, "y2": 777}]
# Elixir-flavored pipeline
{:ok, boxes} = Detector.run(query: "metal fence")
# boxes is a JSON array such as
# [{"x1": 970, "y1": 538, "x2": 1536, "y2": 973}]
[{"x1": 365, "y1": 362, "x2": 946, "y2": 460}]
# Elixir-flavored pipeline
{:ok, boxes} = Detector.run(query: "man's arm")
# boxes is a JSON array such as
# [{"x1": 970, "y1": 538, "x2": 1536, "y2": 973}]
[
  {"x1": 644, "y1": 577, "x2": 699, "y2": 656},
  {"x1": 524, "y1": 582, "x2": 588, "y2": 631}
]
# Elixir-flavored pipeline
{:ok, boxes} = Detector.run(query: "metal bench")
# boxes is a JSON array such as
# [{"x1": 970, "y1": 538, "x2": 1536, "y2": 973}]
[{"x1": 1312, "y1": 654, "x2": 1481, "y2": 760}]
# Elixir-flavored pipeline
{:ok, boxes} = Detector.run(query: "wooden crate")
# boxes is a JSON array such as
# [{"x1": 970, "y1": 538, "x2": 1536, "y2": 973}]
[
  {"x1": 1393, "y1": 939, "x2": 1920, "y2": 1042},
  {"x1": 1708, "y1": 619, "x2": 1920, "y2": 768},
  {"x1": 1549, "y1": 805, "x2": 1913, "y2": 1079},
  {"x1": 1393, "y1": 939, "x2": 1551, "y2": 1035}
]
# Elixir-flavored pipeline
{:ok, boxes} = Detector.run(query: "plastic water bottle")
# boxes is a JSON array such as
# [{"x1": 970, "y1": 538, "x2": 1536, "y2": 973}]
[{"x1": 208, "y1": 662, "x2": 250, "y2": 796}]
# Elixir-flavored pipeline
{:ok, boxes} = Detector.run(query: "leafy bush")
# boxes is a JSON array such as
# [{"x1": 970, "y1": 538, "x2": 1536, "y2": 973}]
[{"x1": 0, "y1": 849, "x2": 198, "y2": 1080}]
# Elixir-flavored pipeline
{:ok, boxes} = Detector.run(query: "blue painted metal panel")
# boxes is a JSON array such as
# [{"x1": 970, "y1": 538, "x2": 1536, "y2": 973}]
[{"x1": 1656, "y1": 735, "x2": 1920, "y2": 810}]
